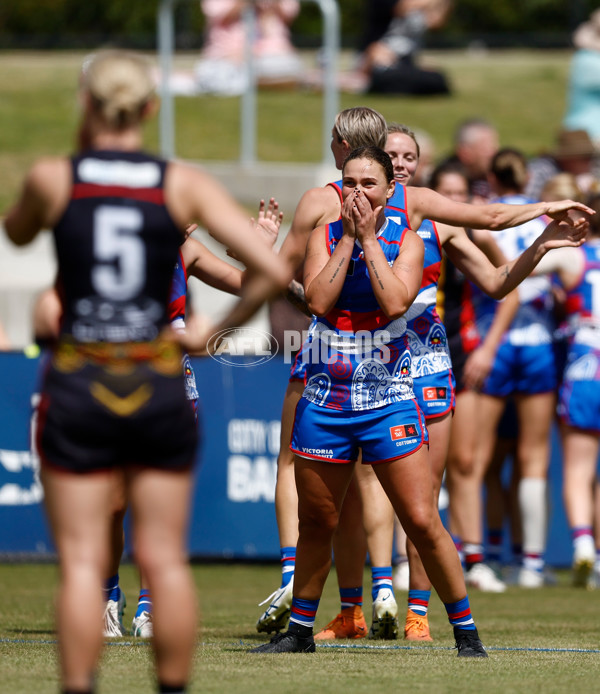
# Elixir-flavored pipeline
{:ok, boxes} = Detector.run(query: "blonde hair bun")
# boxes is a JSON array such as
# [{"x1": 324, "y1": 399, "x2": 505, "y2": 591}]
[{"x1": 83, "y1": 50, "x2": 155, "y2": 130}]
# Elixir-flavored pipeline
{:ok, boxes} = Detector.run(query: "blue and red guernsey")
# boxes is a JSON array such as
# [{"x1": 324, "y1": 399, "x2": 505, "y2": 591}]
[
  {"x1": 471, "y1": 194, "x2": 553, "y2": 347},
  {"x1": 385, "y1": 182, "x2": 410, "y2": 228},
  {"x1": 563, "y1": 240, "x2": 600, "y2": 358},
  {"x1": 557, "y1": 240, "x2": 600, "y2": 428},
  {"x1": 302, "y1": 217, "x2": 414, "y2": 412},
  {"x1": 169, "y1": 250, "x2": 187, "y2": 332},
  {"x1": 326, "y1": 179, "x2": 343, "y2": 205},
  {"x1": 385, "y1": 184, "x2": 451, "y2": 378},
  {"x1": 54, "y1": 150, "x2": 181, "y2": 343}
]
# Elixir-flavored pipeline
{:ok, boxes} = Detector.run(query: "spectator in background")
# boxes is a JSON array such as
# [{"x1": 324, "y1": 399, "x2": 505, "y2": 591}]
[
  {"x1": 563, "y1": 9, "x2": 600, "y2": 148},
  {"x1": 359, "y1": 0, "x2": 453, "y2": 95},
  {"x1": 196, "y1": 0, "x2": 302, "y2": 95},
  {"x1": 441, "y1": 119, "x2": 500, "y2": 202},
  {"x1": 540, "y1": 172, "x2": 585, "y2": 204},
  {"x1": 526, "y1": 128, "x2": 599, "y2": 201}
]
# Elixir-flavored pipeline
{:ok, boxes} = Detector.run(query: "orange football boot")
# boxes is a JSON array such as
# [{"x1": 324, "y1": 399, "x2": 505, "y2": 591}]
[
  {"x1": 314, "y1": 606, "x2": 368, "y2": 640},
  {"x1": 404, "y1": 610, "x2": 433, "y2": 641}
]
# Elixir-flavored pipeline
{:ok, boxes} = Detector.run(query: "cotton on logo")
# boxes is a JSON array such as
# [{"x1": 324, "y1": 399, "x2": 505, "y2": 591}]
[
  {"x1": 389, "y1": 423, "x2": 418, "y2": 441},
  {"x1": 207, "y1": 327, "x2": 279, "y2": 367},
  {"x1": 422, "y1": 387, "x2": 447, "y2": 401}
]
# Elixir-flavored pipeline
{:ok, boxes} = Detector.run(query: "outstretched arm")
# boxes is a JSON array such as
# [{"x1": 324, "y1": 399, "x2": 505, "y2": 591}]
[
  {"x1": 181, "y1": 236, "x2": 242, "y2": 296},
  {"x1": 443, "y1": 217, "x2": 588, "y2": 299},
  {"x1": 407, "y1": 185, "x2": 594, "y2": 232}
]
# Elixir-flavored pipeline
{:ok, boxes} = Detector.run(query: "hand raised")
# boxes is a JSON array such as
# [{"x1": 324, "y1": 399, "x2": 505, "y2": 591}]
[
  {"x1": 252, "y1": 197, "x2": 283, "y2": 249},
  {"x1": 541, "y1": 217, "x2": 589, "y2": 250},
  {"x1": 341, "y1": 190, "x2": 358, "y2": 239},
  {"x1": 351, "y1": 189, "x2": 381, "y2": 243},
  {"x1": 545, "y1": 199, "x2": 595, "y2": 223}
]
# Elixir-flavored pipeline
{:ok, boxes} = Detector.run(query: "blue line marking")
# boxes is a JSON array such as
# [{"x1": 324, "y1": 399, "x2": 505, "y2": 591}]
[
  {"x1": 0, "y1": 638, "x2": 149, "y2": 647},
  {"x1": 3, "y1": 638, "x2": 599, "y2": 655}
]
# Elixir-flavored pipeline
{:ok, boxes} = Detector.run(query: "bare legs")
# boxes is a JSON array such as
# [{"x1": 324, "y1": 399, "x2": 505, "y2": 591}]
[
  {"x1": 42, "y1": 466, "x2": 197, "y2": 691},
  {"x1": 561, "y1": 423, "x2": 600, "y2": 579},
  {"x1": 406, "y1": 414, "x2": 453, "y2": 590},
  {"x1": 356, "y1": 463, "x2": 395, "y2": 568},
  {"x1": 128, "y1": 467, "x2": 197, "y2": 687},
  {"x1": 374, "y1": 450, "x2": 468, "y2": 603},
  {"x1": 446, "y1": 391, "x2": 482, "y2": 547},
  {"x1": 514, "y1": 392, "x2": 554, "y2": 580},
  {"x1": 42, "y1": 468, "x2": 115, "y2": 691},
  {"x1": 331, "y1": 461, "x2": 394, "y2": 590},
  {"x1": 562, "y1": 426, "x2": 600, "y2": 530},
  {"x1": 294, "y1": 446, "x2": 469, "y2": 606},
  {"x1": 274, "y1": 380, "x2": 303, "y2": 549},
  {"x1": 331, "y1": 474, "x2": 368, "y2": 590},
  {"x1": 293, "y1": 457, "x2": 356, "y2": 600}
]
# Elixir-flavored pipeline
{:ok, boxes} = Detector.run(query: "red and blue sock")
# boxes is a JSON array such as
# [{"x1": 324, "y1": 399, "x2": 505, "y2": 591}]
[
  {"x1": 340, "y1": 587, "x2": 362, "y2": 611},
  {"x1": 289, "y1": 597, "x2": 319, "y2": 634},
  {"x1": 135, "y1": 589, "x2": 152, "y2": 618},
  {"x1": 463, "y1": 543, "x2": 484, "y2": 571},
  {"x1": 445, "y1": 596, "x2": 476, "y2": 631},
  {"x1": 407, "y1": 589, "x2": 430, "y2": 616},
  {"x1": 280, "y1": 546, "x2": 296, "y2": 588},
  {"x1": 371, "y1": 566, "x2": 393, "y2": 601}
]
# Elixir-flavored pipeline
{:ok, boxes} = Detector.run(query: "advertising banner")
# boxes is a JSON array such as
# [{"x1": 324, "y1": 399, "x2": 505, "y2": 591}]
[{"x1": 0, "y1": 353, "x2": 579, "y2": 566}]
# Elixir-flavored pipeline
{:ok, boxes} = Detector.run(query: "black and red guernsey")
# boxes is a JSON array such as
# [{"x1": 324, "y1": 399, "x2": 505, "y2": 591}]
[{"x1": 53, "y1": 150, "x2": 182, "y2": 343}]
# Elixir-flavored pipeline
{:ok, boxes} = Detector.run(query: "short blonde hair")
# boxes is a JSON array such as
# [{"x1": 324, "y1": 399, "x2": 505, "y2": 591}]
[
  {"x1": 540, "y1": 173, "x2": 584, "y2": 202},
  {"x1": 334, "y1": 107, "x2": 387, "y2": 150},
  {"x1": 83, "y1": 50, "x2": 155, "y2": 130}
]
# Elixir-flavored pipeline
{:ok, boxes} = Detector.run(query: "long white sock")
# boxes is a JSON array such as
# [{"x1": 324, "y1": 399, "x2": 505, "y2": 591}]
[{"x1": 518, "y1": 477, "x2": 547, "y2": 560}]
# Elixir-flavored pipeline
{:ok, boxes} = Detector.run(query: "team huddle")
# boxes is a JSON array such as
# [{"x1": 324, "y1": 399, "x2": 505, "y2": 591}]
[{"x1": 2, "y1": 50, "x2": 598, "y2": 693}]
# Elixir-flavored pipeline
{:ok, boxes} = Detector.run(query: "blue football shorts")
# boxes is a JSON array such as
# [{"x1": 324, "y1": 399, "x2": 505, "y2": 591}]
[
  {"x1": 413, "y1": 369, "x2": 456, "y2": 421},
  {"x1": 290, "y1": 397, "x2": 428, "y2": 464}
]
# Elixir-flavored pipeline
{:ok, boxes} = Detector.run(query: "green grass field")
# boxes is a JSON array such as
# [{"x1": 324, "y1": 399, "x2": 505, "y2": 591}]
[
  {"x1": 1, "y1": 562, "x2": 600, "y2": 693},
  {"x1": 0, "y1": 49, "x2": 572, "y2": 213}
]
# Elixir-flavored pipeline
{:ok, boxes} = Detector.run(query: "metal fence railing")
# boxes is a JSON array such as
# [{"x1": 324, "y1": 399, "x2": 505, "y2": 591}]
[{"x1": 157, "y1": 0, "x2": 340, "y2": 165}]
